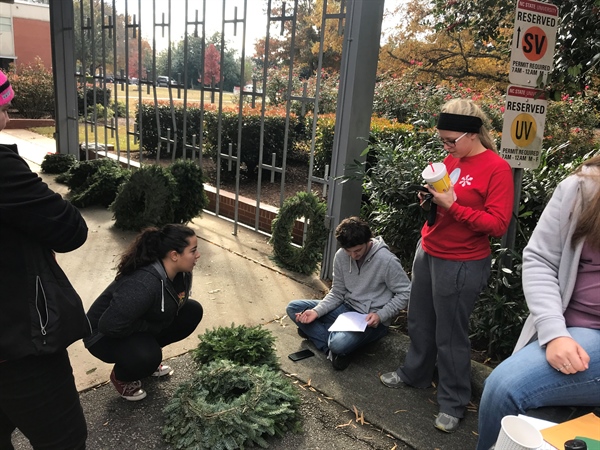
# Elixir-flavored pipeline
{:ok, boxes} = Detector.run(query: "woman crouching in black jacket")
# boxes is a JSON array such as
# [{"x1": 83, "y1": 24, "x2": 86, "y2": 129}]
[{"x1": 85, "y1": 224, "x2": 203, "y2": 401}]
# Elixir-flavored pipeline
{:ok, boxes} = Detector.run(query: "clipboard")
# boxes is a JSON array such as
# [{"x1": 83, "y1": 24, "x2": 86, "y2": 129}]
[{"x1": 541, "y1": 413, "x2": 600, "y2": 449}]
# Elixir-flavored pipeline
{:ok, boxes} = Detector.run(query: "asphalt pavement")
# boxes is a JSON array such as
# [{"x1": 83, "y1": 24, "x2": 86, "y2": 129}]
[{"x1": 3, "y1": 129, "x2": 493, "y2": 450}]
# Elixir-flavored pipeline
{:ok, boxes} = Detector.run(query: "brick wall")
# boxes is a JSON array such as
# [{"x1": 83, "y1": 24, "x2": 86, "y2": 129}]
[
  {"x1": 204, "y1": 185, "x2": 305, "y2": 244},
  {"x1": 13, "y1": 18, "x2": 52, "y2": 69}
]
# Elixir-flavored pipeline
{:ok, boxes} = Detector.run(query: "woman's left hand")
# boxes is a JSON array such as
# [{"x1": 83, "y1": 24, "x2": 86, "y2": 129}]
[
  {"x1": 429, "y1": 185, "x2": 455, "y2": 210},
  {"x1": 546, "y1": 336, "x2": 590, "y2": 374},
  {"x1": 365, "y1": 313, "x2": 380, "y2": 328}
]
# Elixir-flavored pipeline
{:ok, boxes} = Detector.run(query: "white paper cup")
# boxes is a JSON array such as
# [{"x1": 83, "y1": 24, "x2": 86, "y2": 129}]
[{"x1": 494, "y1": 415, "x2": 543, "y2": 450}]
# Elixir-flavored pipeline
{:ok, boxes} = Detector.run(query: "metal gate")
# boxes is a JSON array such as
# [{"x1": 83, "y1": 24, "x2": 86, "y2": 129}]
[
  {"x1": 72, "y1": 0, "x2": 346, "y2": 233},
  {"x1": 51, "y1": 0, "x2": 385, "y2": 279}
]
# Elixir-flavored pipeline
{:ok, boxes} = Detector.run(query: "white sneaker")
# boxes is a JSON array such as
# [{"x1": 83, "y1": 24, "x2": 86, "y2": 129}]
[{"x1": 152, "y1": 363, "x2": 174, "y2": 377}]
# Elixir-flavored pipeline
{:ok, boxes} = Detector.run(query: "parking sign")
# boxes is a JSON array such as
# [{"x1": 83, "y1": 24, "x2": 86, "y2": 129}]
[{"x1": 509, "y1": 0, "x2": 558, "y2": 86}]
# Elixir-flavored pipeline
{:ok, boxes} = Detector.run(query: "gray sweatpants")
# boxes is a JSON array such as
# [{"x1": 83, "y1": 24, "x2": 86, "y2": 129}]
[{"x1": 398, "y1": 242, "x2": 491, "y2": 418}]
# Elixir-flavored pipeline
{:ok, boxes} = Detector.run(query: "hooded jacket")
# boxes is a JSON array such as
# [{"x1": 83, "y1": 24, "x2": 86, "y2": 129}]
[
  {"x1": 312, "y1": 237, "x2": 411, "y2": 326},
  {"x1": 84, "y1": 260, "x2": 192, "y2": 348},
  {"x1": 0, "y1": 144, "x2": 90, "y2": 361},
  {"x1": 514, "y1": 166, "x2": 598, "y2": 352}
]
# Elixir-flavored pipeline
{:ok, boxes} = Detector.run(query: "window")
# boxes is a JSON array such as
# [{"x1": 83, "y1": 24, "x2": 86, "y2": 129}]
[{"x1": 0, "y1": 17, "x2": 11, "y2": 33}]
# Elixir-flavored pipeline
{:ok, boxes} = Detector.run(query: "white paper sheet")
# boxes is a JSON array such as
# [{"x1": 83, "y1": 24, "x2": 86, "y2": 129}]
[{"x1": 328, "y1": 312, "x2": 368, "y2": 332}]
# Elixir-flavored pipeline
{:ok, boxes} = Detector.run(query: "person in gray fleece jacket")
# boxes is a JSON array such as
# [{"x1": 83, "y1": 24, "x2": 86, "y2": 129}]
[
  {"x1": 287, "y1": 217, "x2": 411, "y2": 370},
  {"x1": 476, "y1": 156, "x2": 600, "y2": 450},
  {"x1": 85, "y1": 224, "x2": 203, "y2": 401}
]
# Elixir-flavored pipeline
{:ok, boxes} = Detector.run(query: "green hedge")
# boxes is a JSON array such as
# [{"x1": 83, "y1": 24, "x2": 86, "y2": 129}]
[
  {"x1": 9, "y1": 58, "x2": 55, "y2": 119},
  {"x1": 137, "y1": 104, "x2": 307, "y2": 180},
  {"x1": 312, "y1": 114, "x2": 415, "y2": 178}
]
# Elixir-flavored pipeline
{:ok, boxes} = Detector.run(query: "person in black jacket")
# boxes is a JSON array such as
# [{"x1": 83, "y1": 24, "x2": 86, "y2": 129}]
[
  {"x1": 0, "y1": 70, "x2": 89, "y2": 449},
  {"x1": 84, "y1": 224, "x2": 204, "y2": 401}
]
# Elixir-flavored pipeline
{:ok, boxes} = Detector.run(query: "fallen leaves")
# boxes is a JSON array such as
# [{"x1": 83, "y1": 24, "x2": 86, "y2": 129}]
[
  {"x1": 353, "y1": 405, "x2": 366, "y2": 425},
  {"x1": 336, "y1": 419, "x2": 354, "y2": 429}
]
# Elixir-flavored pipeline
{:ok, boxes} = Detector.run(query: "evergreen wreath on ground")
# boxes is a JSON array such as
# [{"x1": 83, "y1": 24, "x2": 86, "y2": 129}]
[
  {"x1": 162, "y1": 360, "x2": 302, "y2": 450},
  {"x1": 269, "y1": 191, "x2": 327, "y2": 274},
  {"x1": 192, "y1": 323, "x2": 279, "y2": 370}
]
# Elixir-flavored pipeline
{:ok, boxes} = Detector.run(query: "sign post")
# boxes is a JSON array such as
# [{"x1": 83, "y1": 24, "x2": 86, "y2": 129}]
[{"x1": 501, "y1": 0, "x2": 558, "y2": 256}]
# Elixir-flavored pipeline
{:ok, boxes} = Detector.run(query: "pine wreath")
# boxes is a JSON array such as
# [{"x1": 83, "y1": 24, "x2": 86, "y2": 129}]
[
  {"x1": 162, "y1": 360, "x2": 301, "y2": 450},
  {"x1": 269, "y1": 191, "x2": 327, "y2": 274},
  {"x1": 110, "y1": 165, "x2": 177, "y2": 231}
]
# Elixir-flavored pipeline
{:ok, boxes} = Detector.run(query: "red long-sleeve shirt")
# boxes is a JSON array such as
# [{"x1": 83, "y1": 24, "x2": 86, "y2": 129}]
[{"x1": 421, "y1": 149, "x2": 514, "y2": 261}]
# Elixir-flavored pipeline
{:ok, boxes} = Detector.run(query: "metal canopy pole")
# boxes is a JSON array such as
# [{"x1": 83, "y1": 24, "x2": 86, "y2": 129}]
[
  {"x1": 49, "y1": 0, "x2": 79, "y2": 156},
  {"x1": 320, "y1": 0, "x2": 385, "y2": 280}
]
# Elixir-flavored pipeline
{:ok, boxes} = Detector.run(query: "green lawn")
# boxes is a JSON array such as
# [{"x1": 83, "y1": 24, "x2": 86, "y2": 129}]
[
  {"x1": 31, "y1": 123, "x2": 138, "y2": 153},
  {"x1": 29, "y1": 86, "x2": 257, "y2": 152},
  {"x1": 112, "y1": 84, "x2": 239, "y2": 106}
]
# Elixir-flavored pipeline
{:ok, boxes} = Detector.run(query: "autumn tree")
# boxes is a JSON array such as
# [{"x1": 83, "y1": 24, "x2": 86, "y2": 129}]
[
  {"x1": 156, "y1": 32, "x2": 240, "y2": 91},
  {"x1": 252, "y1": 0, "x2": 343, "y2": 77},
  {"x1": 378, "y1": 0, "x2": 510, "y2": 90},
  {"x1": 429, "y1": 0, "x2": 600, "y2": 92},
  {"x1": 203, "y1": 43, "x2": 221, "y2": 87}
]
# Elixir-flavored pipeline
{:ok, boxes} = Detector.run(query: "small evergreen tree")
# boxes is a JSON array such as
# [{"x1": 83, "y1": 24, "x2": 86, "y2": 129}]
[
  {"x1": 193, "y1": 324, "x2": 279, "y2": 370},
  {"x1": 41, "y1": 153, "x2": 77, "y2": 174},
  {"x1": 168, "y1": 159, "x2": 208, "y2": 224}
]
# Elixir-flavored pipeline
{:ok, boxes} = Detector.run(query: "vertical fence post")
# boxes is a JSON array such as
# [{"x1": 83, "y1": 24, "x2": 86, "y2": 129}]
[
  {"x1": 320, "y1": 0, "x2": 385, "y2": 280},
  {"x1": 49, "y1": 0, "x2": 79, "y2": 157}
]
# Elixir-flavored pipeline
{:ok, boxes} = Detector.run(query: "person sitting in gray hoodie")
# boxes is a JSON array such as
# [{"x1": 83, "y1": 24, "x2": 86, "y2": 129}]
[{"x1": 286, "y1": 216, "x2": 411, "y2": 370}]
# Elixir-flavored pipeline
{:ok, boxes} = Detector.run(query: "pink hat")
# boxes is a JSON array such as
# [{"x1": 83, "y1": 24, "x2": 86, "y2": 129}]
[{"x1": 0, "y1": 71, "x2": 15, "y2": 106}]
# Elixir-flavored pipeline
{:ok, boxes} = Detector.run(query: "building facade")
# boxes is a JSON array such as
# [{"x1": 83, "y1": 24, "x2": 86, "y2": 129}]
[{"x1": 0, "y1": 0, "x2": 51, "y2": 71}]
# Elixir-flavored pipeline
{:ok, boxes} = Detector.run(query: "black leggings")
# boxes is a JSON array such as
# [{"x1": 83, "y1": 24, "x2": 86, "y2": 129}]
[{"x1": 88, "y1": 300, "x2": 203, "y2": 381}]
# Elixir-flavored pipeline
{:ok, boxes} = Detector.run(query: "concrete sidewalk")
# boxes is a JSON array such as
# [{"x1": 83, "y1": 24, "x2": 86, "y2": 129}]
[{"x1": 4, "y1": 129, "x2": 489, "y2": 449}]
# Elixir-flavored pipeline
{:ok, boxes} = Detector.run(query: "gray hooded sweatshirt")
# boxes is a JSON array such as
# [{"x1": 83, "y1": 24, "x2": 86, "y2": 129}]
[{"x1": 313, "y1": 237, "x2": 411, "y2": 326}]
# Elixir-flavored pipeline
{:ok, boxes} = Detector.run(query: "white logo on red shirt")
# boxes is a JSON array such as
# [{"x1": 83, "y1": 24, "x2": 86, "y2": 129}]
[{"x1": 459, "y1": 175, "x2": 473, "y2": 187}]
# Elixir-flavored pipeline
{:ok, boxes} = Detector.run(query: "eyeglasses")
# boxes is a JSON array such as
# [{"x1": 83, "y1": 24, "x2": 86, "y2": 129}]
[{"x1": 439, "y1": 132, "x2": 468, "y2": 147}]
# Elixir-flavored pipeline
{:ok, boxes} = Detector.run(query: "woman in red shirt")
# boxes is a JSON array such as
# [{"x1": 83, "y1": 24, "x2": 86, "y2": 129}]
[{"x1": 380, "y1": 99, "x2": 514, "y2": 433}]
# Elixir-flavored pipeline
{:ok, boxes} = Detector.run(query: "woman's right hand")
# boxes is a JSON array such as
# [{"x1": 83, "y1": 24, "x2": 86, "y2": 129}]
[{"x1": 546, "y1": 336, "x2": 590, "y2": 374}]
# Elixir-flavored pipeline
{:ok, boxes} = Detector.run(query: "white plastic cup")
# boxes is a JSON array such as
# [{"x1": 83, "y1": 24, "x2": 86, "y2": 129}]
[
  {"x1": 422, "y1": 162, "x2": 451, "y2": 193},
  {"x1": 494, "y1": 415, "x2": 544, "y2": 450}
]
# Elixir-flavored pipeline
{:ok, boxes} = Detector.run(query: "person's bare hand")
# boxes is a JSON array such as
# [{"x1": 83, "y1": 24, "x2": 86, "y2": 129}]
[
  {"x1": 429, "y1": 184, "x2": 455, "y2": 210},
  {"x1": 546, "y1": 336, "x2": 590, "y2": 374},
  {"x1": 366, "y1": 313, "x2": 380, "y2": 328},
  {"x1": 296, "y1": 309, "x2": 317, "y2": 324}
]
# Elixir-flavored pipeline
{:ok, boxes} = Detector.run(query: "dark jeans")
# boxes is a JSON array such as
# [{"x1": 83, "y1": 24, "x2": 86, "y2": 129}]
[
  {"x1": 0, "y1": 349, "x2": 87, "y2": 450},
  {"x1": 88, "y1": 300, "x2": 203, "y2": 381}
]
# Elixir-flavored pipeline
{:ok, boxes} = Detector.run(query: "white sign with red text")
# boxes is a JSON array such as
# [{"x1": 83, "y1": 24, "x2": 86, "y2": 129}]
[{"x1": 509, "y1": 0, "x2": 558, "y2": 87}]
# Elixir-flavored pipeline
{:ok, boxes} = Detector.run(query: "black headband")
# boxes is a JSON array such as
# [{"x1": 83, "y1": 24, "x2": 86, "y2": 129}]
[{"x1": 437, "y1": 113, "x2": 483, "y2": 133}]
